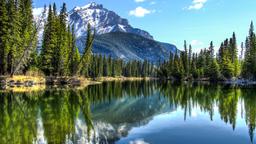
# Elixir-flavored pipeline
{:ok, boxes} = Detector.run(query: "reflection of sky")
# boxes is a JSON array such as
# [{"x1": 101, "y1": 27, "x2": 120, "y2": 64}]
[
  {"x1": 117, "y1": 99, "x2": 253, "y2": 144},
  {"x1": 34, "y1": 109, "x2": 47, "y2": 144}
]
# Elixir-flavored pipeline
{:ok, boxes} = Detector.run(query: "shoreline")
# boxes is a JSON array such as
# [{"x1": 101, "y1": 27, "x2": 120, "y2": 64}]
[
  {"x1": 0, "y1": 76, "x2": 157, "y2": 92},
  {"x1": 2, "y1": 75, "x2": 256, "y2": 92}
]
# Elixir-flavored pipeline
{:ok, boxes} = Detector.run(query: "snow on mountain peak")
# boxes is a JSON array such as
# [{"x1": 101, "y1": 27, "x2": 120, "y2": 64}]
[
  {"x1": 69, "y1": 2, "x2": 153, "y2": 39},
  {"x1": 73, "y1": 2, "x2": 103, "y2": 11},
  {"x1": 82, "y1": 2, "x2": 103, "y2": 9}
]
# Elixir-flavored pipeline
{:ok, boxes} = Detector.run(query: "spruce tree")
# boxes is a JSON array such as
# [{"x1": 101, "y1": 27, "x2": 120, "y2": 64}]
[
  {"x1": 77, "y1": 24, "x2": 94, "y2": 75},
  {"x1": 168, "y1": 52, "x2": 174, "y2": 77},
  {"x1": 98, "y1": 55, "x2": 103, "y2": 77},
  {"x1": 209, "y1": 41, "x2": 214, "y2": 59},
  {"x1": 242, "y1": 37, "x2": 251, "y2": 78},
  {"x1": 103, "y1": 55, "x2": 108, "y2": 77},
  {"x1": 231, "y1": 32, "x2": 240, "y2": 77},
  {"x1": 7, "y1": 0, "x2": 21, "y2": 74},
  {"x1": 191, "y1": 53, "x2": 199, "y2": 78},
  {"x1": 0, "y1": 0, "x2": 9, "y2": 75},
  {"x1": 40, "y1": 5, "x2": 56, "y2": 75},
  {"x1": 182, "y1": 40, "x2": 189, "y2": 76},
  {"x1": 68, "y1": 25, "x2": 78, "y2": 76},
  {"x1": 57, "y1": 3, "x2": 69, "y2": 75},
  {"x1": 172, "y1": 50, "x2": 184, "y2": 80},
  {"x1": 188, "y1": 44, "x2": 192, "y2": 75},
  {"x1": 18, "y1": 0, "x2": 35, "y2": 71},
  {"x1": 52, "y1": 3, "x2": 60, "y2": 75},
  {"x1": 208, "y1": 59, "x2": 220, "y2": 81},
  {"x1": 242, "y1": 22, "x2": 256, "y2": 79},
  {"x1": 108, "y1": 56, "x2": 112, "y2": 77}
]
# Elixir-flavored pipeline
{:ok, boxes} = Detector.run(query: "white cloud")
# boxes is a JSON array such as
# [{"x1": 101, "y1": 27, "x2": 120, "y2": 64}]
[
  {"x1": 135, "y1": 0, "x2": 146, "y2": 3},
  {"x1": 187, "y1": 0, "x2": 208, "y2": 10},
  {"x1": 191, "y1": 40, "x2": 204, "y2": 47},
  {"x1": 129, "y1": 7, "x2": 152, "y2": 17},
  {"x1": 33, "y1": 7, "x2": 45, "y2": 16},
  {"x1": 129, "y1": 139, "x2": 149, "y2": 144},
  {"x1": 190, "y1": 40, "x2": 205, "y2": 52}
]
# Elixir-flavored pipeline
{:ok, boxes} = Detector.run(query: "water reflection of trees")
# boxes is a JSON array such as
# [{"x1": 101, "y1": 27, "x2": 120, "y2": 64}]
[
  {"x1": 159, "y1": 82, "x2": 256, "y2": 142},
  {"x1": 0, "y1": 81, "x2": 256, "y2": 143},
  {"x1": 0, "y1": 91, "x2": 41, "y2": 143}
]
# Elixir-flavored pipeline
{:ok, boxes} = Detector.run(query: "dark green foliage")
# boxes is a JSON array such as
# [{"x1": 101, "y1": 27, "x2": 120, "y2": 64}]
[
  {"x1": 40, "y1": 5, "x2": 55, "y2": 75},
  {"x1": 88, "y1": 55, "x2": 156, "y2": 78},
  {"x1": 0, "y1": 0, "x2": 9, "y2": 75},
  {"x1": 39, "y1": 3, "x2": 91, "y2": 77},
  {"x1": 242, "y1": 22, "x2": 256, "y2": 79},
  {"x1": 77, "y1": 24, "x2": 94, "y2": 76},
  {"x1": 68, "y1": 25, "x2": 80, "y2": 76},
  {"x1": 208, "y1": 59, "x2": 220, "y2": 81}
]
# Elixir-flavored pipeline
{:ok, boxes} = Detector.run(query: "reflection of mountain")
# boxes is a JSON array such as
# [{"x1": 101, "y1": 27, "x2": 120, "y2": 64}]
[{"x1": 80, "y1": 94, "x2": 175, "y2": 143}]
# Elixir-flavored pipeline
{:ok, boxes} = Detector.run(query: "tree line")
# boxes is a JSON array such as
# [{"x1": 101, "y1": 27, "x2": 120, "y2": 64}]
[
  {"x1": 88, "y1": 55, "x2": 156, "y2": 78},
  {"x1": 158, "y1": 22, "x2": 256, "y2": 81}
]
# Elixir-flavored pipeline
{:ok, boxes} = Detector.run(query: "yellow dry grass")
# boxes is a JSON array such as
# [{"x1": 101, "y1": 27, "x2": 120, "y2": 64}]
[
  {"x1": 6, "y1": 75, "x2": 45, "y2": 84},
  {"x1": 0, "y1": 85, "x2": 46, "y2": 93}
]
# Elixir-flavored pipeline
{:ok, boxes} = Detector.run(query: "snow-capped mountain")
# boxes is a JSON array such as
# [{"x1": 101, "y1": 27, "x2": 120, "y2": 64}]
[
  {"x1": 68, "y1": 2, "x2": 153, "y2": 39},
  {"x1": 33, "y1": 2, "x2": 178, "y2": 62}
]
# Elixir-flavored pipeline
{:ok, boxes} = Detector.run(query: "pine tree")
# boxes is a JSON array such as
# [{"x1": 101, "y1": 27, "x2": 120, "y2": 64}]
[
  {"x1": 68, "y1": 25, "x2": 78, "y2": 76},
  {"x1": 98, "y1": 55, "x2": 103, "y2": 77},
  {"x1": 73, "y1": 47, "x2": 80, "y2": 74},
  {"x1": 168, "y1": 52, "x2": 174, "y2": 77},
  {"x1": 0, "y1": 0, "x2": 9, "y2": 75},
  {"x1": 197, "y1": 49, "x2": 206, "y2": 77},
  {"x1": 77, "y1": 24, "x2": 94, "y2": 75},
  {"x1": 240, "y1": 42, "x2": 244, "y2": 61},
  {"x1": 7, "y1": 0, "x2": 21, "y2": 74},
  {"x1": 191, "y1": 53, "x2": 199, "y2": 78},
  {"x1": 241, "y1": 22, "x2": 256, "y2": 79},
  {"x1": 231, "y1": 32, "x2": 240, "y2": 77},
  {"x1": 209, "y1": 41, "x2": 214, "y2": 59},
  {"x1": 40, "y1": 5, "x2": 56, "y2": 75},
  {"x1": 18, "y1": 0, "x2": 35, "y2": 71},
  {"x1": 57, "y1": 3, "x2": 69, "y2": 75},
  {"x1": 103, "y1": 55, "x2": 108, "y2": 77},
  {"x1": 188, "y1": 44, "x2": 192, "y2": 75},
  {"x1": 208, "y1": 59, "x2": 220, "y2": 81},
  {"x1": 108, "y1": 56, "x2": 112, "y2": 77},
  {"x1": 172, "y1": 50, "x2": 184, "y2": 80},
  {"x1": 52, "y1": 3, "x2": 60, "y2": 75},
  {"x1": 221, "y1": 47, "x2": 234, "y2": 79},
  {"x1": 182, "y1": 40, "x2": 189, "y2": 76},
  {"x1": 242, "y1": 37, "x2": 251, "y2": 78}
]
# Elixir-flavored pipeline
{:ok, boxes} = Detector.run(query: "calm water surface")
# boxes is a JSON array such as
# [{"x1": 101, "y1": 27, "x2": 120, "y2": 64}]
[{"x1": 0, "y1": 81, "x2": 256, "y2": 144}]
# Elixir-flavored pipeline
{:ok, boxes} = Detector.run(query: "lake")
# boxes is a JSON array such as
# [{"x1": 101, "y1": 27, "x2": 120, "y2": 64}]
[{"x1": 0, "y1": 81, "x2": 255, "y2": 144}]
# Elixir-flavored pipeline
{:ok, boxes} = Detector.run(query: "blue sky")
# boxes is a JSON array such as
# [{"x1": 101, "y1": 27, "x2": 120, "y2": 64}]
[{"x1": 33, "y1": 0, "x2": 256, "y2": 52}]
